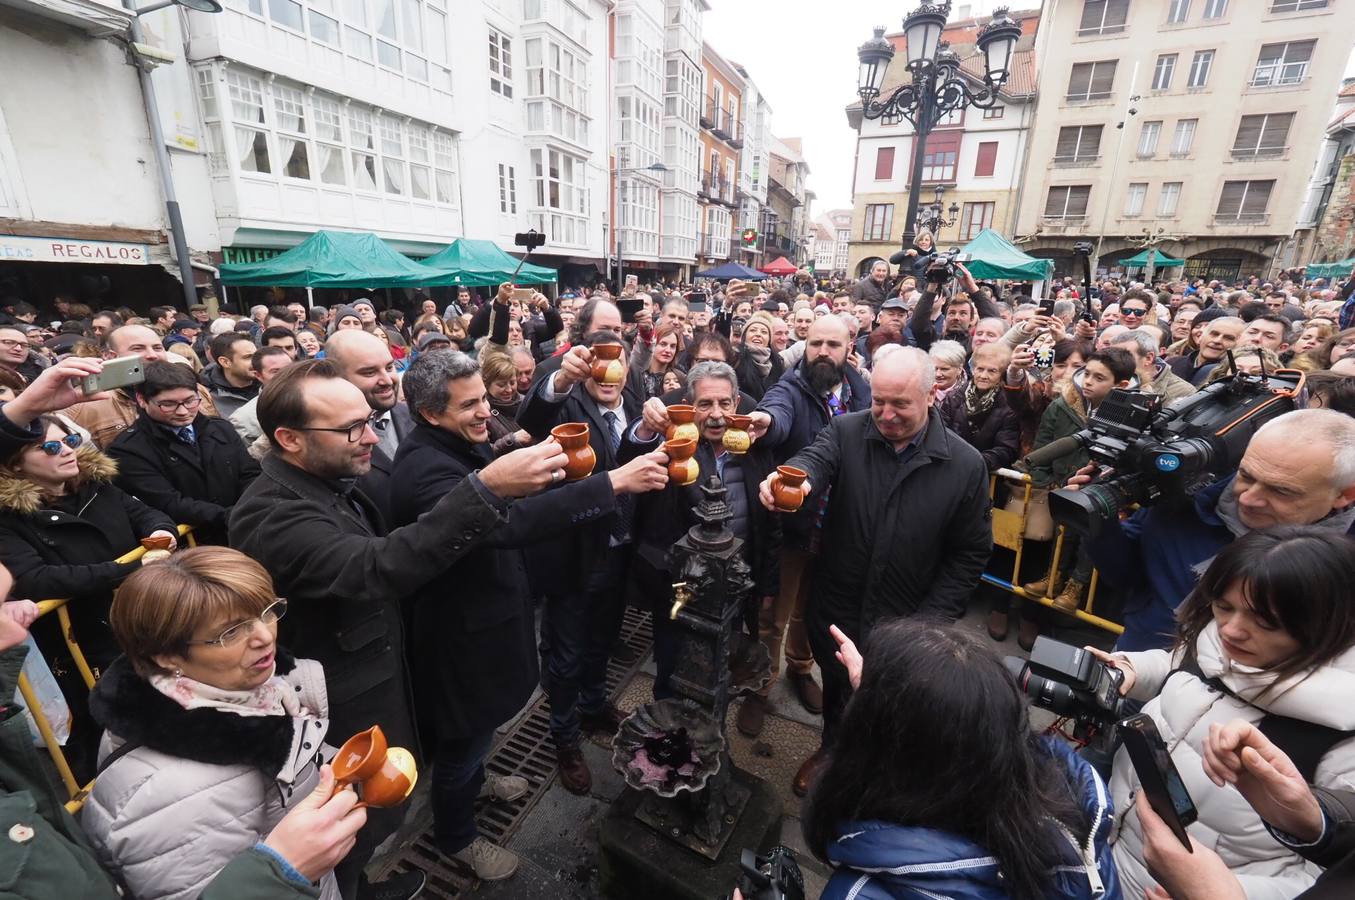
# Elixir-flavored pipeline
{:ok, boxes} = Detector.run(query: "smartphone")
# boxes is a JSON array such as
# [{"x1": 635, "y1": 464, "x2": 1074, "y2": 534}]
[
  {"x1": 82, "y1": 355, "x2": 145, "y2": 395},
  {"x1": 617, "y1": 298, "x2": 643, "y2": 324},
  {"x1": 511, "y1": 287, "x2": 535, "y2": 303},
  {"x1": 624, "y1": 274, "x2": 639, "y2": 292},
  {"x1": 1038, "y1": 296, "x2": 1056, "y2": 316},
  {"x1": 1034, "y1": 347, "x2": 1055, "y2": 370},
  {"x1": 1119, "y1": 713, "x2": 1197, "y2": 850}
]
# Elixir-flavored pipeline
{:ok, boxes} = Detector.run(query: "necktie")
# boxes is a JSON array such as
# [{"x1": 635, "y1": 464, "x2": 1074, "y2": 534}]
[
  {"x1": 176, "y1": 425, "x2": 196, "y2": 446},
  {"x1": 373, "y1": 413, "x2": 398, "y2": 459},
  {"x1": 603, "y1": 410, "x2": 632, "y2": 542}
]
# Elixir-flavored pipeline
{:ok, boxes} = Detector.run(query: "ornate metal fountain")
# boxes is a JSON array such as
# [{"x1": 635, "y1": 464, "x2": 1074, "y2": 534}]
[{"x1": 610, "y1": 475, "x2": 771, "y2": 860}]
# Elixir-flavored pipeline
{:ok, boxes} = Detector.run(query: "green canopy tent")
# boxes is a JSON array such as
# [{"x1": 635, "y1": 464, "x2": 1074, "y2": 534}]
[
  {"x1": 1121, "y1": 248, "x2": 1185, "y2": 270},
  {"x1": 218, "y1": 230, "x2": 445, "y2": 288},
  {"x1": 958, "y1": 229, "x2": 1055, "y2": 281},
  {"x1": 420, "y1": 238, "x2": 557, "y2": 287},
  {"x1": 1307, "y1": 258, "x2": 1355, "y2": 280}
]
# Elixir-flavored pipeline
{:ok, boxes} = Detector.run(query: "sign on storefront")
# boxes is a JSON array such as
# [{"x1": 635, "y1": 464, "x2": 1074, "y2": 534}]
[
  {"x1": 0, "y1": 235, "x2": 150, "y2": 265},
  {"x1": 222, "y1": 247, "x2": 285, "y2": 265}
]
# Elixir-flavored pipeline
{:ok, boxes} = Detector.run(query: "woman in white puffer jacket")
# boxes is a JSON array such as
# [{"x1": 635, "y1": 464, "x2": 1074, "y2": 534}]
[{"x1": 1099, "y1": 526, "x2": 1355, "y2": 900}]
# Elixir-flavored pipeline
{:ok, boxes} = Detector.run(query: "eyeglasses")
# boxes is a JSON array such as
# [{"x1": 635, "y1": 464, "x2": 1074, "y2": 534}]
[
  {"x1": 295, "y1": 413, "x2": 380, "y2": 442},
  {"x1": 152, "y1": 395, "x2": 203, "y2": 413},
  {"x1": 187, "y1": 599, "x2": 288, "y2": 648},
  {"x1": 0, "y1": 339, "x2": 27, "y2": 349},
  {"x1": 1121, "y1": 307, "x2": 1148, "y2": 317},
  {"x1": 36, "y1": 434, "x2": 82, "y2": 455}
]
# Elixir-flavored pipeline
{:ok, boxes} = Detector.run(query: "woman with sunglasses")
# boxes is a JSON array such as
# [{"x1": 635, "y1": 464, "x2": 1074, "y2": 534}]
[{"x1": 83, "y1": 547, "x2": 351, "y2": 900}]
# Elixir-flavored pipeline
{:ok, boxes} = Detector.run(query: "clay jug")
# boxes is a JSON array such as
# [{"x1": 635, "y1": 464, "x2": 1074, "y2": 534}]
[
  {"x1": 590, "y1": 343, "x2": 626, "y2": 385},
  {"x1": 665, "y1": 404, "x2": 699, "y2": 443},
  {"x1": 332, "y1": 725, "x2": 419, "y2": 808},
  {"x1": 771, "y1": 465, "x2": 808, "y2": 513},
  {"x1": 551, "y1": 423, "x2": 596, "y2": 481},
  {"x1": 663, "y1": 438, "x2": 700, "y2": 486},
  {"x1": 140, "y1": 534, "x2": 173, "y2": 563},
  {"x1": 722, "y1": 415, "x2": 752, "y2": 455}
]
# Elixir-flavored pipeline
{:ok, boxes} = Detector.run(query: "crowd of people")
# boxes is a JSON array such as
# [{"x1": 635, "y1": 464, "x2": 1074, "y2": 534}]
[{"x1": 0, "y1": 253, "x2": 1353, "y2": 900}]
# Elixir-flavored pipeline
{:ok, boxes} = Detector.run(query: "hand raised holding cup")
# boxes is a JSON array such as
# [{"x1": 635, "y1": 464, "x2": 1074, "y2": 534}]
[{"x1": 759, "y1": 466, "x2": 811, "y2": 513}]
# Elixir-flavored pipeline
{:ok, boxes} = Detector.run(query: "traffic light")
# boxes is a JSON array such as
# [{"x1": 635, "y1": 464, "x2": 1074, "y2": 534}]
[{"x1": 740, "y1": 228, "x2": 758, "y2": 248}]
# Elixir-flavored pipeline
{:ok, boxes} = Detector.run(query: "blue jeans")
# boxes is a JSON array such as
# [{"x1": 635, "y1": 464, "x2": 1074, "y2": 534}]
[
  {"x1": 431, "y1": 728, "x2": 496, "y2": 854},
  {"x1": 546, "y1": 550, "x2": 628, "y2": 747}
]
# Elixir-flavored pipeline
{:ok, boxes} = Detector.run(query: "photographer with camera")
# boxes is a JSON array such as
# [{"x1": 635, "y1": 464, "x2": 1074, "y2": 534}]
[
  {"x1": 1091, "y1": 526, "x2": 1355, "y2": 900},
  {"x1": 801, "y1": 619, "x2": 1119, "y2": 900},
  {"x1": 1068, "y1": 408, "x2": 1355, "y2": 652},
  {"x1": 904, "y1": 257, "x2": 1003, "y2": 352}
]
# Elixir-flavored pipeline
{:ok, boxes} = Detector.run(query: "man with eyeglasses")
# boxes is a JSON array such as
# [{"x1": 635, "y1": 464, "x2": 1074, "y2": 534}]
[
  {"x1": 230, "y1": 359, "x2": 567, "y2": 900},
  {"x1": 108, "y1": 361, "x2": 259, "y2": 546},
  {"x1": 65, "y1": 324, "x2": 220, "y2": 448},
  {"x1": 0, "y1": 325, "x2": 47, "y2": 384}
]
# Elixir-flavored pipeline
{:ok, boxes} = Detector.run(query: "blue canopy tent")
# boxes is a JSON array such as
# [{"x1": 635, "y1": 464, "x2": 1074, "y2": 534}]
[{"x1": 695, "y1": 262, "x2": 769, "y2": 281}]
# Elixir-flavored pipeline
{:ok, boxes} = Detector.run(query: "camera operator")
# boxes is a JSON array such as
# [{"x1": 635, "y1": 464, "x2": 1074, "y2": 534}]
[
  {"x1": 904, "y1": 261, "x2": 1003, "y2": 352},
  {"x1": 802, "y1": 619, "x2": 1119, "y2": 900},
  {"x1": 1093, "y1": 526, "x2": 1355, "y2": 899},
  {"x1": 1140, "y1": 720, "x2": 1355, "y2": 900},
  {"x1": 1068, "y1": 408, "x2": 1355, "y2": 651}
]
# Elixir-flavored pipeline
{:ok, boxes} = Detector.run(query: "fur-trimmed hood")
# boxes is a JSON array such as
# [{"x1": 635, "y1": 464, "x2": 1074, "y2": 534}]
[
  {"x1": 88, "y1": 650, "x2": 305, "y2": 774},
  {"x1": 0, "y1": 443, "x2": 119, "y2": 515}
]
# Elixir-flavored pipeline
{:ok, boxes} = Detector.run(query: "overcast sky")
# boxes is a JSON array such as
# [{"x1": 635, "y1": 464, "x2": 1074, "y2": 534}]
[{"x1": 702, "y1": 1, "x2": 1355, "y2": 219}]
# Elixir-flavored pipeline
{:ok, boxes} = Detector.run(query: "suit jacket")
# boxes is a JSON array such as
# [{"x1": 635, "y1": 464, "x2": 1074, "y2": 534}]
[
  {"x1": 356, "y1": 402, "x2": 415, "y2": 525},
  {"x1": 516, "y1": 373, "x2": 640, "y2": 591}
]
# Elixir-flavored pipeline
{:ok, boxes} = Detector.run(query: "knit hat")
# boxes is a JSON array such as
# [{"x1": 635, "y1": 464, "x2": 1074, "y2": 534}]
[
  {"x1": 351, "y1": 298, "x2": 376, "y2": 313},
  {"x1": 333, "y1": 305, "x2": 362, "y2": 327},
  {"x1": 416, "y1": 331, "x2": 453, "y2": 351}
]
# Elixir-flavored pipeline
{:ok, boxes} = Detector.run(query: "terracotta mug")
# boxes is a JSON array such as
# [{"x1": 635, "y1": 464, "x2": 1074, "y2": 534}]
[
  {"x1": 551, "y1": 423, "x2": 596, "y2": 481},
  {"x1": 332, "y1": 725, "x2": 418, "y2": 808},
  {"x1": 590, "y1": 343, "x2": 626, "y2": 385},
  {"x1": 722, "y1": 415, "x2": 752, "y2": 455},
  {"x1": 140, "y1": 534, "x2": 173, "y2": 563},
  {"x1": 663, "y1": 438, "x2": 700, "y2": 486},
  {"x1": 771, "y1": 465, "x2": 808, "y2": 513},
  {"x1": 665, "y1": 404, "x2": 699, "y2": 443}
]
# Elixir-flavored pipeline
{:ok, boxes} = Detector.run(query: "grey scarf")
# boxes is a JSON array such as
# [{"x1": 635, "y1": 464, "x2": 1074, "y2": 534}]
[{"x1": 1200, "y1": 485, "x2": 1355, "y2": 578}]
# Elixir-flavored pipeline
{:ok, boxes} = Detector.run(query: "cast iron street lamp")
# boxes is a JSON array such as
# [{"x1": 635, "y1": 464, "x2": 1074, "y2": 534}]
[
  {"x1": 856, "y1": 3, "x2": 1021, "y2": 251},
  {"x1": 917, "y1": 184, "x2": 960, "y2": 236}
]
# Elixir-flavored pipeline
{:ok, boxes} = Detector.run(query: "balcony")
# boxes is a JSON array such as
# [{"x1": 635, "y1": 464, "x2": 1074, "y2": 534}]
[
  {"x1": 700, "y1": 172, "x2": 737, "y2": 208},
  {"x1": 1213, "y1": 213, "x2": 1270, "y2": 225},
  {"x1": 702, "y1": 97, "x2": 742, "y2": 148},
  {"x1": 698, "y1": 231, "x2": 731, "y2": 260},
  {"x1": 1230, "y1": 146, "x2": 1287, "y2": 160}
]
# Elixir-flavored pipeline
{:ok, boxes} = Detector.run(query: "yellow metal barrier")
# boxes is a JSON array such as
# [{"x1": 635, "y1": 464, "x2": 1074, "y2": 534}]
[
  {"x1": 14, "y1": 525, "x2": 195, "y2": 813},
  {"x1": 982, "y1": 469, "x2": 1123, "y2": 637}
]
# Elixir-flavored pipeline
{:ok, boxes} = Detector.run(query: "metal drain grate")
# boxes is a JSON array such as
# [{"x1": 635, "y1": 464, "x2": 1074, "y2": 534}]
[{"x1": 377, "y1": 606, "x2": 654, "y2": 897}]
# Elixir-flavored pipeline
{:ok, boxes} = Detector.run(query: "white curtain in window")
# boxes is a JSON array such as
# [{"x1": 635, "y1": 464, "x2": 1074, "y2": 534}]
[
  {"x1": 316, "y1": 144, "x2": 346, "y2": 185},
  {"x1": 352, "y1": 152, "x2": 377, "y2": 191},
  {"x1": 409, "y1": 165, "x2": 430, "y2": 200},
  {"x1": 236, "y1": 127, "x2": 269, "y2": 172},
  {"x1": 383, "y1": 158, "x2": 405, "y2": 194}
]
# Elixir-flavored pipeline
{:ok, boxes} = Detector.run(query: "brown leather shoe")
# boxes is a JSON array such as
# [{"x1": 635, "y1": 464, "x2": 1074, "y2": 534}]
[
  {"x1": 986, "y1": 610, "x2": 1009, "y2": 642},
  {"x1": 736, "y1": 695, "x2": 768, "y2": 738},
  {"x1": 787, "y1": 671, "x2": 823, "y2": 715},
  {"x1": 556, "y1": 744, "x2": 592, "y2": 795},
  {"x1": 792, "y1": 747, "x2": 828, "y2": 798},
  {"x1": 579, "y1": 702, "x2": 627, "y2": 735},
  {"x1": 1018, "y1": 616, "x2": 1039, "y2": 653}
]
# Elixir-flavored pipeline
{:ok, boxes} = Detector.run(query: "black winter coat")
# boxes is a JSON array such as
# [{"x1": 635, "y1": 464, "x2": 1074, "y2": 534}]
[
  {"x1": 937, "y1": 385, "x2": 1022, "y2": 472},
  {"x1": 732, "y1": 347, "x2": 784, "y2": 402},
  {"x1": 515, "y1": 374, "x2": 641, "y2": 592},
  {"x1": 106, "y1": 411, "x2": 260, "y2": 545},
  {"x1": 388, "y1": 424, "x2": 616, "y2": 739},
  {"x1": 356, "y1": 403, "x2": 415, "y2": 525},
  {"x1": 0, "y1": 445, "x2": 173, "y2": 666},
  {"x1": 228, "y1": 454, "x2": 506, "y2": 754},
  {"x1": 755, "y1": 360, "x2": 871, "y2": 546},
  {"x1": 787, "y1": 408, "x2": 992, "y2": 633}
]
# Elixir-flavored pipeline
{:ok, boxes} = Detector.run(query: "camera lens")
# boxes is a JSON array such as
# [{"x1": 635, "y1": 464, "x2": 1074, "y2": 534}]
[
  {"x1": 1015, "y1": 670, "x2": 1085, "y2": 718},
  {"x1": 1050, "y1": 483, "x2": 1124, "y2": 537}
]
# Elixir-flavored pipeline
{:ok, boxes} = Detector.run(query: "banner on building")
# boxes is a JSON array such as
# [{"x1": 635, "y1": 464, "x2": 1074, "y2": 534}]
[{"x1": 0, "y1": 235, "x2": 151, "y2": 265}]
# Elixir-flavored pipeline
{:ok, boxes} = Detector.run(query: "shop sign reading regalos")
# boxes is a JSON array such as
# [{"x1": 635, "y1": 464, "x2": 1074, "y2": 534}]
[{"x1": 0, "y1": 235, "x2": 151, "y2": 266}]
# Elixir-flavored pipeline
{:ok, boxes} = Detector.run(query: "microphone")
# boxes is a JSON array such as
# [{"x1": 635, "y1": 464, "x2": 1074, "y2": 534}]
[{"x1": 1022, "y1": 435, "x2": 1086, "y2": 469}]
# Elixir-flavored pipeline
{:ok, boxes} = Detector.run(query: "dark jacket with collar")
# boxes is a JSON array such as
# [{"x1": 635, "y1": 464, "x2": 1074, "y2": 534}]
[
  {"x1": 849, "y1": 276, "x2": 891, "y2": 309},
  {"x1": 388, "y1": 423, "x2": 615, "y2": 739},
  {"x1": 106, "y1": 411, "x2": 260, "y2": 545},
  {"x1": 621, "y1": 430, "x2": 781, "y2": 599},
  {"x1": 1285, "y1": 787, "x2": 1355, "y2": 899},
  {"x1": 938, "y1": 385, "x2": 1022, "y2": 472},
  {"x1": 755, "y1": 358, "x2": 872, "y2": 545},
  {"x1": 515, "y1": 373, "x2": 641, "y2": 591},
  {"x1": 227, "y1": 453, "x2": 506, "y2": 750},
  {"x1": 199, "y1": 364, "x2": 259, "y2": 419},
  {"x1": 1166, "y1": 352, "x2": 1221, "y2": 387},
  {"x1": 0, "y1": 446, "x2": 172, "y2": 667},
  {"x1": 356, "y1": 402, "x2": 415, "y2": 525},
  {"x1": 787, "y1": 407, "x2": 992, "y2": 632}
]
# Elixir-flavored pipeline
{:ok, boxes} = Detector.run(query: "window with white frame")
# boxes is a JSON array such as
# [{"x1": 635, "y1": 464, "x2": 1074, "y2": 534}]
[
  {"x1": 226, "y1": 70, "x2": 271, "y2": 173},
  {"x1": 378, "y1": 115, "x2": 405, "y2": 195},
  {"x1": 960, "y1": 202, "x2": 994, "y2": 240},
  {"x1": 498, "y1": 164, "x2": 517, "y2": 213},
  {"x1": 1078, "y1": 0, "x2": 1129, "y2": 35},
  {"x1": 312, "y1": 95, "x2": 346, "y2": 185},
  {"x1": 1231, "y1": 112, "x2": 1294, "y2": 158},
  {"x1": 432, "y1": 131, "x2": 457, "y2": 204},
  {"x1": 529, "y1": 146, "x2": 588, "y2": 247},
  {"x1": 524, "y1": 37, "x2": 591, "y2": 146},
  {"x1": 1251, "y1": 41, "x2": 1314, "y2": 86},
  {"x1": 704, "y1": 206, "x2": 731, "y2": 258},
  {"x1": 1215, "y1": 180, "x2": 1274, "y2": 222},
  {"x1": 983, "y1": 106, "x2": 1004, "y2": 119},
  {"x1": 406, "y1": 123, "x2": 430, "y2": 200},
  {"x1": 1137, "y1": 120, "x2": 1161, "y2": 157},
  {"x1": 662, "y1": 123, "x2": 699, "y2": 194},
  {"x1": 1269, "y1": 0, "x2": 1327, "y2": 11},
  {"x1": 617, "y1": 94, "x2": 661, "y2": 169},
  {"x1": 1044, "y1": 185, "x2": 1091, "y2": 220},
  {"x1": 273, "y1": 83, "x2": 309, "y2": 179},
  {"x1": 1167, "y1": 0, "x2": 1190, "y2": 24},
  {"x1": 346, "y1": 107, "x2": 377, "y2": 191},
  {"x1": 620, "y1": 178, "x2": 659, "y2": 256},
  {"x1": 1170, "y1": 119, "x2": 1197, "y2": 156},
  {"x1": 1124, "y1": 182, "x2": 1147, "y2": 217},
  {"x1": 1067, "y1": 61, "x2": 1117, "y2": 102},
  {"x1": 1158, "y1": 182, "x2": 1182, "y2": 216},
  {"x1": 835, "y1": 229, "x2": 850, "y2": 268},
  {"x1": 661, "y1": 191, "x2": 698, "y2": 259},
  {"x1": 863, "y1": 204, "x2": 893, "y2": 241},
  {"x1": 489, "y1": 27, "x2": 513, "y2": 97},
  {"x1": 614, "y1": 12, "x2": 662, "y2": 98},
  {"x1": 724, "y1": 157, "x2": 736, "y2": 202},
  {"x1": 1203, "y1": 0, "x2": 1227, "y2": 16},
  {"x1": 664, "y1": 56, "x2": 700, "y2": 124},
  {"x1": 523, "y1": 0, "x2": 589, "y2": 45},
  {"x1": 1054, "y1": 124, "x2": 1103, "y2": 162},
  {"x1": 1187, "y1": 50, "x2": 1213, "y2": 88},
  {"x1": 1151, "y1": 54, "x2": 1177, "y2": 91}
]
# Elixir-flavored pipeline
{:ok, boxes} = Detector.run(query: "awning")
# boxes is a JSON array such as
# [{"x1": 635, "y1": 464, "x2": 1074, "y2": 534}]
[
  {"x1": 959, "y1": 229, "x2": 1054, "y2": 281},
  {"x1": 1307, "y1": 258, "x2": 1355, "y2": 280},
  {"x1": 759, "y1": 256, "x2": 798, "y2": 276},
  {"x1": 694, "y1": 262, "x2": 769, "y2": 281},
  {"x1": 1121, "y1": 248, "x2": 1185, "y2": 269},
  {"x1": 419, "y1": 239, "x2": 556, "y2": 286},
  {"x1": 218, "y1": 231, "x2": 444, "y2": 287}
]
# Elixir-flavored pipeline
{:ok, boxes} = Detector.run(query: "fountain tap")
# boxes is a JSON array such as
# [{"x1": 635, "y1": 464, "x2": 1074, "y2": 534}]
[{"x1": 670, "y1": 581, "x2": 691, "y2": 620}]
